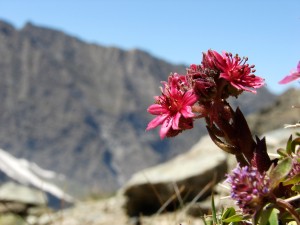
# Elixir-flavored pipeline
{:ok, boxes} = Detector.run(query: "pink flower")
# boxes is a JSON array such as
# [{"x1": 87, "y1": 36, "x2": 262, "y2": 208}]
[
  {"x1": 146, "y1": 74, "x2": 197, "y2": 139},
  {"x1": 203, "y1": 50, "x2": 265, "y2": 93},
  {"x1": 279, "y1": 61, "x2": 300, "y2": 84}
]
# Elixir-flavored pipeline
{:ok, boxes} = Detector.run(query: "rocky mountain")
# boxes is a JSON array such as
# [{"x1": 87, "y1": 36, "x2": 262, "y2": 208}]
[{"x1": 0, "y1": 20, "x2": 276, "y2": 196}]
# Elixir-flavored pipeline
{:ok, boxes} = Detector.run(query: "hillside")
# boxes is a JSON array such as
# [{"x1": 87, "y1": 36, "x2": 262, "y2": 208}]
[{"x1": 0, "y1": 20, "x2": 276, "y2": 196}]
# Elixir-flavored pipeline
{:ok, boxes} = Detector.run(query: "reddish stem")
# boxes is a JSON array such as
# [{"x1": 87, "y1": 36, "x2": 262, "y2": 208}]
[{"x1": 276, "y1": 198, "x2": 300, "y2": 224}]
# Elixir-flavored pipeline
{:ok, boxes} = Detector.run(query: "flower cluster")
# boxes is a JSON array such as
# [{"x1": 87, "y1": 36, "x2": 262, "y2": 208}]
[
  {"x1": 226, "y1": 165, "x2": 272, "y2": 215},
  {"x1": 147, "y1": 51, "x2": 300, "y2": 223},
  {"x1": 147, "y1": 49, "x2": 264, "y2": 140}
]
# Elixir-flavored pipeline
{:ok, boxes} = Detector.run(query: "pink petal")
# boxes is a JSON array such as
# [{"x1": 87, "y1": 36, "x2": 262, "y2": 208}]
[
  {"x1": 182, "y1": 90, "x2": 197, "y2": 105},
  {"x1": 219, "y1": 72, "x2": 230, "y2": 80},
  {"x1": 297, "y1": 61, "x2": 300, "y2": 72},
  {"x1": 181, "y1": 106, "x2": 195, "y2": 118},
  {"x1": 210, "y1": 50, "x2": 225, "y2": 68},
  {"x1": 278, "y1": 73, "x2": 300, "y2": 84},
  {"x1": 159, "y1": 117, "x2": 173, "y2": 139},
  {"x1": 154, "y1": 96, "x2": 160, "y2": 101},
  {"x1": 147, "y1": 104, "x2": 168, "y2": 115},
  {"x1": 172, "y1": 113, "x2": 181, "y2": 130},
  {"x1": 146, "y1": 114, "x2": 168, "y2": 130},
  {"x1": 228, "y1": 81, "x2": 257, "y2": 93}
]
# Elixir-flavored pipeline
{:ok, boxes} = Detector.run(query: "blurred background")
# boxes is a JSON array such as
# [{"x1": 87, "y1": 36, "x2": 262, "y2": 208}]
[{"x1": 0, "y1": 0, "x2": 298, "y2": 216}]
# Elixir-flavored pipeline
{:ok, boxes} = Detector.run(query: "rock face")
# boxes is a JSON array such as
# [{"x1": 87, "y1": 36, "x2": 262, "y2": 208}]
[
  {"x1": 122, "y1": 135, "x2": 227, "y2": 216},
  {"x1": 0, "y1": 19, "x2": 276, "y2": 195}
]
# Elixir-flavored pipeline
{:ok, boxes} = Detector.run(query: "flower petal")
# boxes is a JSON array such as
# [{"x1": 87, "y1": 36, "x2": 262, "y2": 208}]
[
  {"x1": 172, "y1": 113, "x2": 181, "y2": 130},
  {"x1": 146, "y1": 114, "x2": 168, "y2": 130},
  {"x1": 182, "y1": 90, "x2": 198, "y2": 105},
  {"x1": 278, "y1": 72, "x2": 300, "y2": 84},
  {"x1": 159, "y1": 117, "x2": 172, "y2": 139},
  {"x1": 181, "y1": 106, "x2": 195, "y2": 118},
  {"x1": 147, "y1": 104, "x2": 168, "y2": 115}
]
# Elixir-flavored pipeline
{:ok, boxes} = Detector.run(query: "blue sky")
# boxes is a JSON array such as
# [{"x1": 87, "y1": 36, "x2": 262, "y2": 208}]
[{"x1": 0, "y1": 0, "x2": 299, "y2": 94}]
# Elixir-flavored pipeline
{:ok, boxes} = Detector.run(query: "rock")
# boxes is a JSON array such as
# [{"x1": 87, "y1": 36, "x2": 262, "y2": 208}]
[
  {"x1": 0, "y1": 182, "x2": 55, "y2": 224},
  {"x1": 122, "y1": 135, "x2": 227, "y2": 216},
  {"x1": 0, "y1": 213, "x2": 27, "y2": 225},
  {"x1": 43, "y1": 195, "x2": 128, "y2": 225},
  {"x1": 0, "y1": 201, "x2": 28, "y2": 214},
  {"x1": 0, "y1": 148, "x2": 74, "y2": 209},
  {"x1": 0, "y1": 182, "x2": 47, "y2": 206},
  {"x1": 40, "y1": 195, "x2": 205, "y2": 225}
]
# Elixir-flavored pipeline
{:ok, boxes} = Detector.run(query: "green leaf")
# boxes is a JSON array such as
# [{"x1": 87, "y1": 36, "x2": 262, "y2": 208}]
[
  {"x1": 221, "y1": 207, "x2": 236, "y2": 220},
  {"x1": 269, "y1": 157, "x2": 293, "y2": 189},
  {"x1": 259, "y1": 207, "x2": 279, "y2": 225},
  {"x1": 269, "y1": 208, "x2": 279, "y2": 225},
  {"x1": 286, "y1": 135, "x2": 293, "y2": 155},
  {"x1": 291, "y1": 137, "x2": 300, "y2": 154},
  {"x1": 283, "y1": 174, "x2": 300, "y2": 186},
  {"x1": 211, "y1": 193, "x2": 218, "y2": 224},
  {"x1": 291, "y1": 184, "x2": 300, "y2": 192},
  {"x1": 277, "y1": 148, "x2": 289, "y2": 157},
  {"x1": 222, "y1": 214, "x2": 243, "y2": 223},
  {"x1": 259, "y1": 208, "x2": 272, "y2": 225}
]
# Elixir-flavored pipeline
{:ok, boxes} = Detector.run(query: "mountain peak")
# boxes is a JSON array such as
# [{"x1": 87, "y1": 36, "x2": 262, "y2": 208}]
[{"x1": 0, "y1": 20, "x2": 15, "y2": 36}]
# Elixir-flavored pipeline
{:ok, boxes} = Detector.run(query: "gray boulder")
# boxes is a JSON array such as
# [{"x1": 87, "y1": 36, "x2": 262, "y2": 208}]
[
  {"x1": 121, "y1": 135, "x2": 227, "y2": 216},
  {"x1": 0, "y1": 182, "x2": 47, "y2": 206},
  {"x1": 0, "y1": 148, "x2": 74, "y2": 209}
]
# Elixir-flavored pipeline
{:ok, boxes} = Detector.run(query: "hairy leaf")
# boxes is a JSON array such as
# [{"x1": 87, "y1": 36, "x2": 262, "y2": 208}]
[
  {"x1": 221, "y1": 207, "x2": 236, "y2": 220},
  {"x1": 283, "y1": 174, "x2": 300, "y2": 186},
  {"x1": 291, "y1": 137, "x2": 300, "y2": 154},
  {"x1": 269, "y1": 157, "x2": 293, "y2": 189},
  {"x1": 259, "y1": 207, "x2": 279, "y2": 225},
  {"x1": 222, "y1": 214, "x2": 243, "y2": 223}
]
